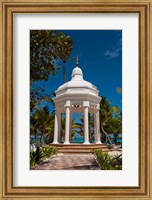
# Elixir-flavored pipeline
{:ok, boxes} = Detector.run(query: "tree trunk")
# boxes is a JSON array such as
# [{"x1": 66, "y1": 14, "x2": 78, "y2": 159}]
[
  {"x1": 34, "y1": 129, "x2": 37, "y2": 143},
  {"x1": 63, "y1": 62, "x2": 66, "y2": 83},
  {"x1": 101, "y1": 125, "x2": 114, "y2": 146},
  {"x1": 41, "y1": 127, "x2": 45, "y2": 146},
  {"x1": 114, "y1": 134, "x2": 117, "y2": 145},
  {"x1": 102, "y1": 131, "x2": 106, "y2": 143},
  {"x1": 100, "y1": 117, "x2": 106, "y2": 143},
  {"x1": 35, "y1": 147, "x2": 40, "y2": 163}
]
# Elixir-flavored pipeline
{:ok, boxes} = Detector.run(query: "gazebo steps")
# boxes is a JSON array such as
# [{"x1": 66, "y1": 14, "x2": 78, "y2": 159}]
[
  {"x1": 59, "y1": 149, "x2": 110, "y2": 154},
  {"x1": 49, "y1": 143, "x2": 111, "y2": 154},
  {"x1": 50, "y1": 143, "x2": 108, "y2": 147},
  {"x1": 54, "y1": 146, "x2": 108, "y2": 150}
]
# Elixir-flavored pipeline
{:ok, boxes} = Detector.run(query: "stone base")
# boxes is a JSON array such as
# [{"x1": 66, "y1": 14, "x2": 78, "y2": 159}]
[
  {"x1": 83, "y1": 142, "x2": 90, "y2": 145},
  {"x1": 64, "y1": 141, "x2": 70, "y2": 144},
  {"x1": 95, "y1": 141, "x2": 102, "y2": 144},
  {"x1": 52, "y1": 141, "x2": 59, "y2": 144}
]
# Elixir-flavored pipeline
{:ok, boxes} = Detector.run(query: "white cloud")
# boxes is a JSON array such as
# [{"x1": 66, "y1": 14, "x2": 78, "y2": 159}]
[
  {"x1": 104, "y1": 38, "x2": 122, "y2": 59},
  {"x1": 104, "y1": 48, "x2": 120, "y2": 59}
]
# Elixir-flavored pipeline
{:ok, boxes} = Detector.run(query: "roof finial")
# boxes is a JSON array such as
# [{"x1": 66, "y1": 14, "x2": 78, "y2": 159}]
[{"x1": 76, "y1": 55, "x2": 79, "y2": 67}]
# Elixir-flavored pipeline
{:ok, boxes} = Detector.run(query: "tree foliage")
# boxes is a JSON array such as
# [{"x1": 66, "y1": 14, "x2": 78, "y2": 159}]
[
  {"x1": 30, "y1": 30, "x2": 73, "y2": 83},
  {"x1": 117, "y1": 87, "x2": 122, "y2": 94},
  {"x1": 30, "y1": 30, "x2": 73, "y2": 111},
  {"x1": 30, "y1": 106, "x2": 54, "y2": 145},
  {"x1": 73, "y1": 114, "x2": 95, "y2": 142},
  {"x1": 99, "y1": 97, "x2": 122, "y2": 144}
]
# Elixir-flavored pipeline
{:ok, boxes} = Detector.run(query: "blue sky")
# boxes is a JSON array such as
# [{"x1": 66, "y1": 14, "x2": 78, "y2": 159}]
[{"x1": 34, "y1": 30, "x2": 122, "y2": 112}]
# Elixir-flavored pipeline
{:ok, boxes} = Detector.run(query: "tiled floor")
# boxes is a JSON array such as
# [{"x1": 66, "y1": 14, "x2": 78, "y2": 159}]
[{"x1": 34, "y1": 153, "x2": 100, "y2": 170}]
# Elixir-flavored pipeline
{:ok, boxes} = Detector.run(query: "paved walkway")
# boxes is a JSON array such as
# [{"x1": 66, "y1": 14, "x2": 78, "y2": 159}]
[{"x1": 34, "y1": 154, "x2": 100, "y2": 170}]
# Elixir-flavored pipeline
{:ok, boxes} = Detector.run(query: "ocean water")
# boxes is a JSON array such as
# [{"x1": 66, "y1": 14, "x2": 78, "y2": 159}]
[
  {"x1": 30, "y1": 135, "x2": 47, "y2": 143},
  {"x1": 71, "y1": 138, "x2": 84, "y2": 143},
  {"x1": 71, "y1": 137, "x2": 122, "y2": 144}
]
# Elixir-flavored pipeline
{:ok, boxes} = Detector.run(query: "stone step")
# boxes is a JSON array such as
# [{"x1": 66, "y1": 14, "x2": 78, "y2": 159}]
[
  {"x1": 56, "y1": 146, "x2": 108, "y2": 150},
  {"x1": 50, "y1": 143, "x2": 108, "y2": 147},
  {"x1": 49, "y1": 143, "x2": 111, "y2": 154},
  {"x1": 59, "y1": 149, "x2": 110, "y2": 154}
]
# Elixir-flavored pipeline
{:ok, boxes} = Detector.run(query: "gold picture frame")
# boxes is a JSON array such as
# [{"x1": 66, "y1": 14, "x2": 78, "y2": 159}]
[{"x1": 0, "y1": 0, "x2": 152, "y2": 199}]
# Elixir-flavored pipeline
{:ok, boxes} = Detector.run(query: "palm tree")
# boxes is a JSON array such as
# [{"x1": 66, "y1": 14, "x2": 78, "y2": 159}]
[
  {"x1": 55, "y1": 34, "x2": 73, "y2": 83},
  {"x1": 45, "y1": 113, "x2": 55, "y2": 143},
  {"x1": 99, "y1": 97, "x2": 114, "y2": 145},
  {"x1": 110, "y1": 118, "x2": 122, "y2": 145},
  {"x1": 60, "y1": 116, "x2": 78, "y2": 142},
  {"x1": 34, "y1": 106, "x2": 53, "y2": 145},
  {"x1": 60, "y1": 117, "x2": 65, "y2": 142},
  {"x1": 73, "y1": 116, "x2": 84, "y2": 137},
  {"x1": 30, "y1": 114, "x2": 39, "y2": 143},
  {"x1": 89, "y1": 114, "x2": 95, "y2": 142},
  {"x1": 72, "y1": 114, "x2": 95, "y2": 143},
  {"x1": 99, "y1": 97, "x2": 122, "y2": 146},
  {"x1": 110, "y1": 109, "x2": 122, "y2": 145}
]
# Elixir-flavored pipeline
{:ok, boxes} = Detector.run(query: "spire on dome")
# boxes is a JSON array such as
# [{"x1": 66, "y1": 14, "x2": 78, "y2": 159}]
[
  {"x1": 71, "y1": 55, "x2": 83, "y2": 80},
  {"x1": 76, "y1": 55, "x2": 79, "y2": 67}
]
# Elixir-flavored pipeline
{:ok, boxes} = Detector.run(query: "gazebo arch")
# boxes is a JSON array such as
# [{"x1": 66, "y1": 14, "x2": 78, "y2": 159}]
[{"x1": 53, "y1": 57, "x2": 101, "y2": 145}]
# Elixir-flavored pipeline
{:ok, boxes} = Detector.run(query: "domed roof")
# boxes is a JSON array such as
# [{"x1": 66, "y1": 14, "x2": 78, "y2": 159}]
[
  {"x1": 72, "y1": 66, "x2": 83, "y2": 77},
  {"x1": 54, "y1": 57, "x2": 101, "y2": 103}
]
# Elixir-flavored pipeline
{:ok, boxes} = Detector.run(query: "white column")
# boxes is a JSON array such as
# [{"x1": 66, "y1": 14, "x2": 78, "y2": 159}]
[
  {"x1": 69, "y1": 112, "x2": 72, "y2": 142},
  {"x1": 94, "y1": 113, "x2": 97, "y2": 143},
  {"x1": 58, "y1": 112, "x2": 61, "y2": 143},
  {"x1": 95, "y1": 107, "x2": 101, "y2": 144},
  {"x1": 64, "y1": 101, "x2": 71, "y2": 144},
  {"x1": 83, "y1": 101, "x2": 90, "y2": 144},
  {"x1": 53, "y1": 111, "x2": 59, "y2": 144}
]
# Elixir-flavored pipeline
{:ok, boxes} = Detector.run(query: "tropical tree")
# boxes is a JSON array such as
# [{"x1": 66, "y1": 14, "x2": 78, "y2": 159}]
[
  {"x1": 60, "y1": 116, "x2": 78, "y2": 142},
  {"x1": 110, "y1": 118, "x2": 122, "y2": 145},
  {"x1": 30, "y1": 86, "x2": 54, "y2": 112},
  {"x1": 30, "y1": 30, "x2": 73, "y2": 83},
  {"x1": 54, "y1": 34, "x2": 73, "y2": 83},
  {"x1": 60, "y1": 117, "x2": 65, "y2": 142},
  {"x1": 73, "y1": 116, "x2": 84, "y2": 137},
  {"x1": 99, "y1": 97, "x2": 113, "y2": 144},
  {"x1": 99, "y1": 97, "x2": 122, "y2": 145},
  {"x1": 30, "y1": 115, "x2": 39, "y2": 143},
  {"x1": 72, "y1": 114, "x2": 95, "y2": 143},
  {"x1": 30, "y1": 30, "x2": 73, "y2": 111},
  {"x1": 33, "y1": 107, "x2": 53, "y2": 145},
  {"x1": 88, "y1": 114, "x2": 95, "y2": 142},
  {"x1": 110, "y1": 108, "x2": 122, "y2": 144},
  {"x1": 45, "y1": 114, "x2": 55, "y2": 143},
  {"x1": 117, "y1": 87, "x2": 122, "y2": 94}
]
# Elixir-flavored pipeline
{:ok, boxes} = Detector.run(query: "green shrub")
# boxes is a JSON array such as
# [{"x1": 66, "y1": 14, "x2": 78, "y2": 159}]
[
  {"x1": 92, "y1": 149, "x2": 122, "y2": 170},
  {"x1": 30, "y1": 146, "x2": 58, "y2": 169},
  {"x1": 30, "y1": 150, "x2": 38, "y2": 168},
  {"x1": 40, "y1": 146, "x2": 58, "y2": 160}
]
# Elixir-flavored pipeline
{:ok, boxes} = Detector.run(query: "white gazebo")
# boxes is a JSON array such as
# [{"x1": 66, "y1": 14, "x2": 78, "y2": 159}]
[{"x1": 53, "y1": 57, "x2": 101, "y2": 145}]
